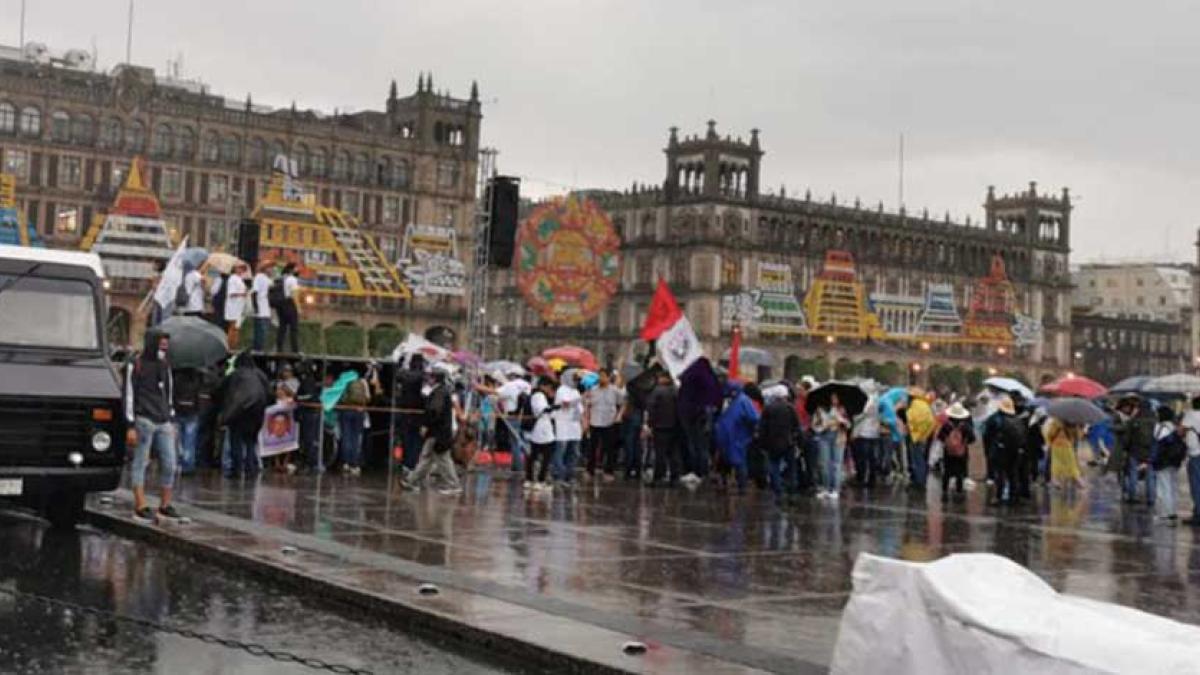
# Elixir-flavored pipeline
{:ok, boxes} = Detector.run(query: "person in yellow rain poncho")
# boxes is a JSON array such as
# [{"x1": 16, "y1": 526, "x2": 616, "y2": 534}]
[
  {"x1": 907, "y1": 390, "x2": 936, "y2": 490},
  {"x1": 1044, "y1": 417, "x2": 1086, "y2": 491}
]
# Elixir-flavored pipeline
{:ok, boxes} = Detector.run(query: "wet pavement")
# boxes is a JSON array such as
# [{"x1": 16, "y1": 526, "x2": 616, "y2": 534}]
[
  {"x1": 0, "y1": 511, "x2": 508, "y2": 674},
  {"x1": 86, "y1": 466, "x2": 1200, "y2": 673}
]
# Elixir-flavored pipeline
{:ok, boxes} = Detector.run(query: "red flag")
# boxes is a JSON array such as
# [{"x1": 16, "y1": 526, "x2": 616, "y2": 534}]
[
  {"x1": 640, "y1": 279, "x2": 683, "y2": 341},
  {"x1": 728, "y1": 324, "x2": 742, "y2": 380}
]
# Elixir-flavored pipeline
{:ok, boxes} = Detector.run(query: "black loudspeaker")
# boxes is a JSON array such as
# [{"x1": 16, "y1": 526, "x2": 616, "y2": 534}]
[
  {"x1": 236, "y1": 219, "x2": 261, "y2": 268},
  {"x1": 488, "y1": 176, "x2": 520, "y2": 268}
]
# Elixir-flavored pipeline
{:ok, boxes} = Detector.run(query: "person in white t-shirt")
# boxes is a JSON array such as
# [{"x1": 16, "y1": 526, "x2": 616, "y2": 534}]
[
  {"x1": 182, "y1": 265, "x2": 205, "y2": 315},
  {"x1": 276, "y1": 263, "x2": 301, "y2": 354},
  {"x1": 250, "y1": 263, "x2": 272, "y2": 352},
  {"x1": 525, "y1": 378, "x2": 557, "y2": 488},
  {"x1": 551, "y1": 373, "x2": 583, "y2": 486},
  {"x1": 223, "y1": 263, "x2": 249, "y2": 347},
  {"x1": 1179, "y1": 396, "x2": 1200, "y2": 525}
]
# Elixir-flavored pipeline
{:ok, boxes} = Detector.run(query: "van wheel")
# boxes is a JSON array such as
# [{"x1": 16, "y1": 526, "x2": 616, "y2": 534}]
[{"x1": 46, "y1": 492, "x2": 86, "y2": 530}]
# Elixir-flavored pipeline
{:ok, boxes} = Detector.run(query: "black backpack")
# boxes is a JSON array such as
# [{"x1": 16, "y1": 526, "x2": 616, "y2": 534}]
[
  {"x1": 174, "y1": 272, "x2": 192, "y2": 309},
  {"x1": 1155, "y1": 428, "x2": 1187, "y2": 469},
  {"x1": 268, "y1": 277, "x2": 286, "y2": 311},
  {"x1": 998, "y1": 415, "x2": 1026, "y2": 456},
  {"x1": 517, "y1": 392, "x2": 536, "y2": 432}
]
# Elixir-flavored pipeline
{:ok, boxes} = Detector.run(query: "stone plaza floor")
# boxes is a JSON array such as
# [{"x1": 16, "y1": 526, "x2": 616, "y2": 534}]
[{"x1": 101, "y1": 466, "x2": 1200, "y2": 673}]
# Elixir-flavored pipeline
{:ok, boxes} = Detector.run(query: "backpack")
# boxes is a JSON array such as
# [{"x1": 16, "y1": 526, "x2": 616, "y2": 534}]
[
  {"x1": 341, "y1": 378, "x2": 369, "y2": 407},
  {"x1": 268, "y1": 277, "x2": 286, "y2": 311},
  {"x1": 998, "y1": 416, "x2": 1026, "y2": 456},
  {"x1": 945, "y1": 424, "x2": 967, "y2": 457},
  {"x1": 174, "y1": 275, "x2": 191, "y2": 309},
  {"x1": 1155, "y1": 428, "x2": 1186, "y2": 469},
  {"x1": 517, "y1": 392, "x2": 536, "y2": 432}
]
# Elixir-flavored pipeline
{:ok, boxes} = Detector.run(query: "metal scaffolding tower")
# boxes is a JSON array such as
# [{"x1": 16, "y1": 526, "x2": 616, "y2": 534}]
[{"x1": 469, "y1": 148, "x2": 498, "y2": 358}]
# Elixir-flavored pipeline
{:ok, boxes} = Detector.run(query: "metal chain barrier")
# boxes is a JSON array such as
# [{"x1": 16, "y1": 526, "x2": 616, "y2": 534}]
[{"x1": 0, "y1": 584, "x2": 374, "y2": 674}]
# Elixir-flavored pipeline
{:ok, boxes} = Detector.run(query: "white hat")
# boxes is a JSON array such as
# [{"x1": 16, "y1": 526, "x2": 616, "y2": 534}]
[
  {"x1": 800, "y1": 375, "x2": 818, "y2": 388},
  {"x1": 947, "y1": 402, "x2": 970, "y2": 420},
  {"x1": 763, "y1": 384, "x2": 790, "y2": 402}
]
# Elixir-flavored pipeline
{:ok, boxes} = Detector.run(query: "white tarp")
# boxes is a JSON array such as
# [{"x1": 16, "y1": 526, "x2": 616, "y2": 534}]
[{"x1": 832, "y1": 553, "x2": 1200, "y2": 674}]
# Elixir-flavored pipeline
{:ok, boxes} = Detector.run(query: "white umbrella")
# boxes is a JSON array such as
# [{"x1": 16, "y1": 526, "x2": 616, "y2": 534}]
[
  {"x1": 984, "y1": 376, "x2": 1034, "y2": 400},
  {"x1": 1143, "y1": 373, "x2": 1200, "y2": 395}
]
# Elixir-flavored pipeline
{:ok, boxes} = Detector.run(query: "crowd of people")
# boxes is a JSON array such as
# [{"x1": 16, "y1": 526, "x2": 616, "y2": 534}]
[
  {"x1": 121, "y1": 301, "x2": 1200, "y2": 527},
  {"x1": 152, "y1": 258, "x2": 303, "y2": 353}
]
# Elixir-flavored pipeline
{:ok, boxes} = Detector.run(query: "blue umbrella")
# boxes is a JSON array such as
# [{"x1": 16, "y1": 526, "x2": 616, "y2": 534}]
[
  {"x1": 181, "y1": 247, "x2": 209, "y2": 269},
  {"x1": 1109, "y1": 375, "x2": 1152, "y2": 395}
]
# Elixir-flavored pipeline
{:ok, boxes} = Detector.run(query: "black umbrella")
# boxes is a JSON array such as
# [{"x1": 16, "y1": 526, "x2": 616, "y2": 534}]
[
  {"x1": 805, "y1": 381, "x2": 868, "y2": 417},
  {"x1": 1046, "y1": 397, "x2": 1108, "y2": 426},
  {"x1": 158, "y1": 315, "x2": 229, "y2": 369}
]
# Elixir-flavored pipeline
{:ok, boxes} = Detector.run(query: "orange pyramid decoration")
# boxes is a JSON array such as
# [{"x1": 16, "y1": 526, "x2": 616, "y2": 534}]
[{"x1": 110, "y1": 157, "x2": 162, "y2": 219}]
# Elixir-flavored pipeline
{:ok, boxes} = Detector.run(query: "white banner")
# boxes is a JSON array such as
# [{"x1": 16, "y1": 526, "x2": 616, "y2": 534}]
[
  {"x1": 151, "y1": 236, "x2": 189, "y2": 311},
  {"x1": 657, "y1": 316, "x2": 702, "y2": 379}
]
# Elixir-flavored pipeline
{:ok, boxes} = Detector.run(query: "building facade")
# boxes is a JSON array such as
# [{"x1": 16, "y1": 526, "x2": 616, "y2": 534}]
[
  {"x1": 489, "y1": 122, "x2": 1073, "y2": 384},
  {"x1": 1072, "y1": 262, "x2": 1191, "y2": 323},
  {"x1": 1071, "y1": 309, "x2": 1191, "y2": 383},
  {"x1": 0, "y1": 44, "x2": 480, "y2": 348}
]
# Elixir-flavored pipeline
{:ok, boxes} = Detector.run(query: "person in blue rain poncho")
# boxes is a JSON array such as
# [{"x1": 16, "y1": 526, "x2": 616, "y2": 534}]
[{"x1": 714, "y1": 381, "x2": 760, "y2": 494}]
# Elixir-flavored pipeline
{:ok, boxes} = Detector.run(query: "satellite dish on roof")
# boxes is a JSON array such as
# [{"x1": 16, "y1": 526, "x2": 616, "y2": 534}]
[{"x1": 23, "y1": 42, "x2": 49, "y2": 64}]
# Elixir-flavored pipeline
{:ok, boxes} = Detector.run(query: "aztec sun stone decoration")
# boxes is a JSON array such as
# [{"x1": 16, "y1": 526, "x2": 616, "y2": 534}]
[{"x1": 515, "y1": 195, "x2": 621, "y2": 326}]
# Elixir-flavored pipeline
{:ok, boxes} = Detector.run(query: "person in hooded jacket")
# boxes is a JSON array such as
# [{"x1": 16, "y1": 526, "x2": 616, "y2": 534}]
[
  {"x1": 395, "y1": 354, "x2": 428, "y2": 472},
  {"x1": 714, "y1": 381, "x2": 760, "y2": 494},
  {"x1": 218, "y1": 352, "x2": 271, "y2": 477},
  {"x1": 124, "y1": 328, "x2": 180, "y2": 521},
  {"x1": 758, "y1": 385, "x2": 799, "y2": 502},
  {"x1": 293, "y1": 360, "x2": 323, "y2": 472},
  {"x1": 404, "y1": 368, "x2": 462, "y2": 494}
]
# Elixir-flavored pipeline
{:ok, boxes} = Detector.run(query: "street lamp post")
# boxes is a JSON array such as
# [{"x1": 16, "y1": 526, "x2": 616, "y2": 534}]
[{"x1": 824, "y1": 334, "x2": 836, "y2": 380}]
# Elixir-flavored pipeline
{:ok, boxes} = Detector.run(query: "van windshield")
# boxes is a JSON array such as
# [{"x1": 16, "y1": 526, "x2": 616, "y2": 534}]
[{"x1": 0, "y1": 274, "x2": 100, "y2": 350}]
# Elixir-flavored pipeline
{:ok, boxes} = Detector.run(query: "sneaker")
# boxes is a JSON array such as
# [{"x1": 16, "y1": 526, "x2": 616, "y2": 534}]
[
  {"x1": 349, "y1": 466, "x2": 362, "y2": 477},
  {"x1": 133, "y1": 506, "x2": 155, "y2": 522},
  {"x1": 522, "y1": 481, "x2": 533, "y2": 490},
  {"x1": 828, "y1": 492, "x2": 839, "y2": 501},
  {"x1": 286, "y1": 463, "x2": 298, "y2": 475},
  {"x1": 400, "y1": 480, "x2": 421, "y2": 493},
  {"x1": 438, "y1": 486, "x2": 464, "y2": 496},
  {"x1": 816, "y1": 490, "x2": 829, "y2": 500},
  {"x1": 157, "y1": 504, "x2": 183, "y2": 520},
  {"x1": 681, "y1": 472, "x2": 699, "y2": 484}
]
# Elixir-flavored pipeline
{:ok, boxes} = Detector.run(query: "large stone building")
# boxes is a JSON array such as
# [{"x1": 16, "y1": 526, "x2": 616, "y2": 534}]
[
  {"x1": 489, "y1": 122, "x2": 1073, "y2": 384},
  {"x1": 1069, "y1": 261, "x2": 1193, "y2": 382},
  {"x1": 1071, "y1": 309, "x2": 1190, "y2": 383},
  {"x1": 0, "y1": 43, "x2": 480, "y2": 348},
  {"x1": 1072, "y1": 262, "x2": 1191, "y2": 323}
]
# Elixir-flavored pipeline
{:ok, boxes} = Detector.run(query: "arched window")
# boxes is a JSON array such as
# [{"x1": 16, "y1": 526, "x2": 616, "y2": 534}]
[
  {"x1": 18, "y1": 106, "x2": 40, "y2": 137},
  {"x1": 220, "y1": 134, "x2": 241, "y2": 165},
  {"x1": 0, "y1": 102, "x2": 16, "y2": 134},
  {"x1": 202, "y1": 131, "x2": 220, "y2": 162},
  {"x1": 269, "y1": 140, "x2": 287, "y2": 166},
  {"x1": 151, "y1": 123, "x2": 172, "y2": 158},
  {"x1": 175, "y1": 126, "x2": 195, "y2": 159},
  {"x1": 51, "y1": 110, "x2": 70, "y2": 142},
  {"x1": 70, "y1": 114, "x2": 94, "y2": 145},
  {"x1": 310, "y1": 147, "x2": 327, "y2": 177},
  {"x1": 125, "y1": 119, "x2": 146, "y2": 152},
  {"x1": 100, "y1": 117, "x2": 122, "y2": 148},
  {"x1": 352, "y1": 152, "x2": 370, "y2": 183},
  {"x1": 333, "y1": 150, "x2": 350, "y2": 180},
  {"x1": 295, "y1": 143, "x2": 310, "y2": 174},
  {"x1": 247, "y1": 137, "x2": 266, "y2": 168}
]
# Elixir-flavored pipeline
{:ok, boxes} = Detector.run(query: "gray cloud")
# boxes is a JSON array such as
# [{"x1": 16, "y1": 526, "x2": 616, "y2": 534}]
[{"x1": 6, "y1": 0, "x2": 1199, "y2": 260}]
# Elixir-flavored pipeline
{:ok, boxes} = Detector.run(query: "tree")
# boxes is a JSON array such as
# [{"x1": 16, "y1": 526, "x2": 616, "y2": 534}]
[
  {"x1": 835, "y1": 358, "x2": 863, "y2": 380},
  {"x1": 876, "y1": 361, "x2": 903, "y2": 386},
  {"x1": 966, "y1": 367, "x2": 987, "y2": 394}
]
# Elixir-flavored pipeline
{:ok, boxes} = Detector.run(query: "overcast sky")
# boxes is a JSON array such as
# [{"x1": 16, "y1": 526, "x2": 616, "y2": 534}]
[{"x1": 4, "y1": 0, "x2": 1199, "y2": 262}]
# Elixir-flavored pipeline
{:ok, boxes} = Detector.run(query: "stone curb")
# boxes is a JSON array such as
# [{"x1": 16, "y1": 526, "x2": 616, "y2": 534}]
[{"x1": 85, "y1": 506, "x2": 629, "y2": 675}]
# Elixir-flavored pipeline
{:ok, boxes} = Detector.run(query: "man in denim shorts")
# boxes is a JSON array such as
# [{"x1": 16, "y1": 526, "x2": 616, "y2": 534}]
[{"x1": 124, "y1": 329, "x2": 181, "y2": 522}]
